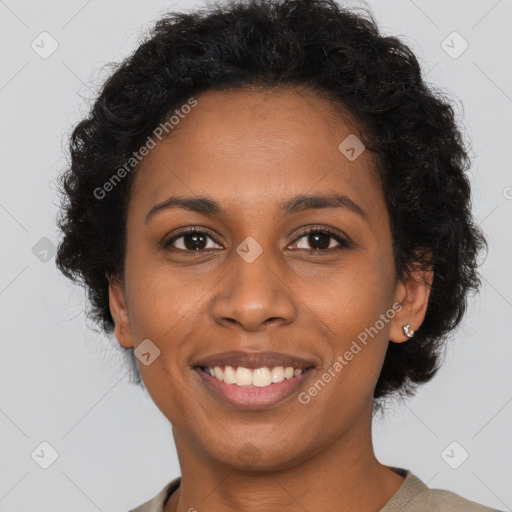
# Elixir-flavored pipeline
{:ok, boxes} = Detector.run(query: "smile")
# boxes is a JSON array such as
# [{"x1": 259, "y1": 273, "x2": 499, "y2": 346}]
[
  {"x1": 194, "y1": 364, "x2": 315, "y2": 409},
  {"x1": 201, "y1": 365, "x2": 307, "y2": 387}
]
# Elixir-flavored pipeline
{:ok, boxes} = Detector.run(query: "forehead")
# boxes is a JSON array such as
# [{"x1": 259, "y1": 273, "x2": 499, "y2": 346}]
[{"x1": 129, "y1": 86, "x2": 383, "y2": 220}]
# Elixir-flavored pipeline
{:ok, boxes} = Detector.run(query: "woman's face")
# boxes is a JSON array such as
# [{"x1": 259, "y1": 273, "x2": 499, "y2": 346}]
[{"x1": 110, "y1": 87, "x2": 430, "y2": 470}]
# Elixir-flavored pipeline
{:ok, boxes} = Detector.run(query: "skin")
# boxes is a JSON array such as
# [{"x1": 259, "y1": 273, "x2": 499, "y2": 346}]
[{"x1": 108, "y1": 86, "x2": 432, "y2": 512}]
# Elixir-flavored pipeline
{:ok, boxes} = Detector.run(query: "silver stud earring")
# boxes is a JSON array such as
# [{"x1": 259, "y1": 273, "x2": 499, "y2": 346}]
[{"x1": 403, "y1": 324, "x2": 415, "y2": 338}]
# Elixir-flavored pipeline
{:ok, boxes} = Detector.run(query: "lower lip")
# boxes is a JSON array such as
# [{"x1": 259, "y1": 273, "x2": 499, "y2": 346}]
[{"x1": 194, "y1": 367, "x2": 314, "y2": 410}]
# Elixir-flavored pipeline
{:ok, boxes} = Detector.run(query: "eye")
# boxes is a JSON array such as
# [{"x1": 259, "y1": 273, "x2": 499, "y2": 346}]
[
  {"x1": 163, "y1": 226, "x2": 351, "y2": 253},
  {"x1": 290, "y1": 227, "x2": 350, "y2": 252},
  {"x1": 163, "y1": 228, "x2": 222, "y2": 252}
]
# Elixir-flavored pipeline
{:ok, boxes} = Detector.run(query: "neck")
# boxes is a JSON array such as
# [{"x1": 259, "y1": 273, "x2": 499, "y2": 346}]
[{"x1": 165, "y1": 403, "x2": 405, "y2": 512}]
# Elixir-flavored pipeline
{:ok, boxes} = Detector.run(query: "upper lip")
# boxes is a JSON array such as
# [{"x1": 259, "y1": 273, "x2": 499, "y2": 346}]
[{"x1": 193, "y1": 350, "x2": 316, "y2": 370}]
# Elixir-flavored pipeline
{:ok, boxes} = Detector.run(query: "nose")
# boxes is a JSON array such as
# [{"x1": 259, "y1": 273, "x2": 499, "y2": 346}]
[{"x1": 210, "y1": 247, "x2": 297, "y2": 332}]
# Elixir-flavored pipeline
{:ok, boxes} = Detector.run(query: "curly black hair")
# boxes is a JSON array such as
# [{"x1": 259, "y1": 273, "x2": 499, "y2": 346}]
[{"x1": 55, "y1": 0, "x2": 487, "y2": 402}]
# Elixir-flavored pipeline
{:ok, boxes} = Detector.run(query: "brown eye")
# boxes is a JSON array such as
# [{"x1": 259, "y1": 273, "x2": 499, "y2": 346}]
[
  {"x1": 291, "y1": 228, "x2": 350, "y2": 252},
  {"x1": 164, "y1": 230, "x2": 222, "y2": 251}
]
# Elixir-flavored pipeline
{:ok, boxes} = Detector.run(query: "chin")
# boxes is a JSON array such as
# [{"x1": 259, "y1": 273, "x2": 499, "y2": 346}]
[{"x1": 205, "y1": 436, "x2": 315, "y2": 472}]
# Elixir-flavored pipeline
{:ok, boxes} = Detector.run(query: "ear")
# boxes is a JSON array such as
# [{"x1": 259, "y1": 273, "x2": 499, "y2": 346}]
[
  {"x1": 389, "y1": 251, "x2": 433, "y2": 343},
  {"x1": 107, "y1": 274, "x2": 135, "y2": 348}
]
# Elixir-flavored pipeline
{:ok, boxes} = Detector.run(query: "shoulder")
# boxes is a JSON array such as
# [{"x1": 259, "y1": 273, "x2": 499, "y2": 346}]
[
  {"x1": 128, "y1": 477, "x2": 181, "y2": 512},
  {"x1": 430, "y1": 487, "x2": 504, "y2": 512},
  {"x1": 127, "y1": 471, "x2": 504, "y2": 512},
  {"x1": 384, "y1": 469, "x2": 504, "y2": 512}
]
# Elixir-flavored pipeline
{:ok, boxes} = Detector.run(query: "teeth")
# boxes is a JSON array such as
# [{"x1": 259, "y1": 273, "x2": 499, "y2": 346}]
[
  {"x1": 223, "y1": 365, "x2": 236, "y2": 384},
  {"x1": 253, "y1": 367, "x2": 272, "y2": 387},
  {"x1": 205, "y1": 365, "x2": 306, "y2": 387},
  {"x1": 271, "y1": 366, "x2": 284, "y2": 383},
  {"x1": 284, "y1": 366, "x2": 295, "y2": 379},
  {"x1": 235, "y1": 366, "x2": 252, "y2": 386},
  {"x1": 214, "y1": 366, "x2": 223, "y2": 381}
]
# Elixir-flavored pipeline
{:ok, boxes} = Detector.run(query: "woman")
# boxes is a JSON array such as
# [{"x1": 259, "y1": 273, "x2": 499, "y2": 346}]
[{"x1": 55, "y1": 0, "x2": 499, "y2": 510}]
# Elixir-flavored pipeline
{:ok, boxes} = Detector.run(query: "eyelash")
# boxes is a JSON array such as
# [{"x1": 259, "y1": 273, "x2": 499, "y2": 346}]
[{"x1": 163, "y1": 226, "x2": 351, "y2": 253}]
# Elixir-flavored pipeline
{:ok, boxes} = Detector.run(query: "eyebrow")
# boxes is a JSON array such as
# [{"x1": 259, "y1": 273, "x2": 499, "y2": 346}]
[{"x1": 145, "y1": 193, "x2": 368, "y2": 223}]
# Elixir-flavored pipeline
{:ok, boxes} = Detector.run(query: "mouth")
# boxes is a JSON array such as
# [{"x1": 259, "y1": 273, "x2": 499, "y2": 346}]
[
  {"x1": 193, "y1": 350, "x2": 316, "y2": 371},
  {"x1": 199, "y1": 364, "x2": 312, "y2": 385},
  {"x1": 192, "y1": 351, "x2": 316, "y2": 409}
]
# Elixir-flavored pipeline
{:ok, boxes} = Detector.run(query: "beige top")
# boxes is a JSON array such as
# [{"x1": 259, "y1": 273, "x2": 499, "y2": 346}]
[{"x1": 129, "y1": 467, "x2": 503, "y2": 512}]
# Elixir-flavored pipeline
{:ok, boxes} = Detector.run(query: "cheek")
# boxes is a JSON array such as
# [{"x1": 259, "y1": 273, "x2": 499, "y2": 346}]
[
  {"x1": 122, "y1": 255, "x2": 214, "y2": 420},
  {"x1": 302, "y1": 258, "x2": 393, "y2": 385},
  {"x1": 124, "y1": 249, "x2": 205, "y2": 338},
  {"x1": 307, "y1": 256, "x2": 392, "y2": 332}
]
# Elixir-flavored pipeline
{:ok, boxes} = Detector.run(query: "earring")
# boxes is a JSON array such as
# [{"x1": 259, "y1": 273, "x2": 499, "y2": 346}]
[{"x1": 403, "y1": 324, "x2": 415, "y2": 338}]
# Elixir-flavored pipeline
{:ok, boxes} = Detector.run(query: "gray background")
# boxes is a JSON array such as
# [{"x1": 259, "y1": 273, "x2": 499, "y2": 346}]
[{"x1": 0, "y1": 0, "x2": 511, "y2": 511}]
